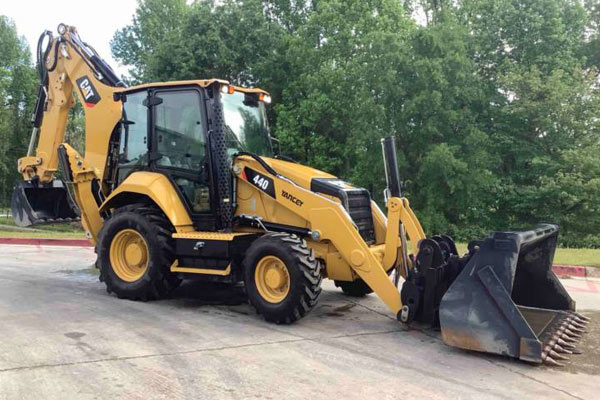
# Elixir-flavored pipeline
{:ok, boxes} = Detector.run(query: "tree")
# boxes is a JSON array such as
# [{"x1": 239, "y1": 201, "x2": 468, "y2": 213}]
[
  {"x1": 111, "y1": 0, "x2": 188, "y2": 82},
  {"x1": 0, "y1": 16, "x2": 37, "y2": 209},
  {"x1": 275, "y1": 0, "x2": 415, "y2": 194},
  {"x1": 456, "y1": 0, "x2": 600, "y2": 244},
  {"x1": 111, "y1": 0, "x2": 600, "y2": 246}
]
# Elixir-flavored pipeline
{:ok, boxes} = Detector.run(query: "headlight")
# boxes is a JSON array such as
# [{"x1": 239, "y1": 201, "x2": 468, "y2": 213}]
[{"x1": 259, "y1": 93, "x2": 272, "y2": 104}]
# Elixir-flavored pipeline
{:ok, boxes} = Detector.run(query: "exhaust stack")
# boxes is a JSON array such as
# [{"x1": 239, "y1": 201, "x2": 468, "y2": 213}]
[{"x1": 381, "y1": 136, "x2": 411, "y2": 281}]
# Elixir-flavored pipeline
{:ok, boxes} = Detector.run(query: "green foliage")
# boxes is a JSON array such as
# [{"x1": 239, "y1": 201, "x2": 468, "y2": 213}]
[
  {"x1": 1, "y1": 1, "x2": 599, "y2": 248},
  {"x1": 108, "y1": 0, "x2": 600, "y2": 247},
  {"x1": 0, "y1": 16, "x2": 37, "y2": 208}
]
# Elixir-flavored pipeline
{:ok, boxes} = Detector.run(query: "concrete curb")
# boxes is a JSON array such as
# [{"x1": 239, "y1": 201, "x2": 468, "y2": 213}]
[
  {"x1": 553, "y1": 265, "x2": 586, "y2": 278},
  {"x1": 0, "y1": 238, "x2": 92, "y2": 247},
  {"x1": 553, "y1": 264, "x2": 600, "y2": 279}
]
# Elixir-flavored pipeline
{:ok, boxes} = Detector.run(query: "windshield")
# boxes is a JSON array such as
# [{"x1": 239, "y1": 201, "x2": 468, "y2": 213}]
[{"x1": 221, "y1": 91, "x2": 273, "y2": 157}]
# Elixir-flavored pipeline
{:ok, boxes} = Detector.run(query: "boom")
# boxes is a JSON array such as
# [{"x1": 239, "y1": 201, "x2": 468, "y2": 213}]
[
  {"x1": 21, "y1": 24, "x2": 123, "y2": 182},
  {"x1": 14, "y1": 24, "x2": 124, "y2": 239}
]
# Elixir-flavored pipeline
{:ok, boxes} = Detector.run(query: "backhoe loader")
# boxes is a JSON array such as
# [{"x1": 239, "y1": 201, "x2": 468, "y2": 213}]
[{"x1": 12, "y1": 24, "x2": 589, "y2": 366}]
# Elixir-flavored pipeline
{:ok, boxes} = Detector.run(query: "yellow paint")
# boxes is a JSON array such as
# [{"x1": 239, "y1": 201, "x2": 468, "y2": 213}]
[
  {"x1": 172, "y1": 231, "x2": 252, "y2": 240},
  {"x1": 350, "y1": 249, "x2": 366, "y2": 267},
  {"x1": 260, "y1": 157, "x2": 335, "y2": 189},
  {"x1": 100, "y1": 172, "x2": 194, "y2": 231},
  {"x1": 383, "y1": 198, "x2": 401, "y2": 270},
  {"x1": 233, "y1": 156, "x2": 428, "y2": 315},
  {"x1": 254, "y1": 255, "x2": 290, "y2": 303},
  {"x1": 371, "y1": 201, "x2": 388, "y2": 244},
  {"x1": 323, "y1": 250, "x2": 355, "y2": 281},
  {"x1": 170, "y1": 260, "x2": 232, "y2": 276},
  {"x1": 58, "y1": 144, "x2": 103, "y2": 242},
  {"x1": 235, "y1": 176, "x2": 310, "y2": 229},
  {"x1": 109, "y1": 229, "x2": 149, "y2": 282}
]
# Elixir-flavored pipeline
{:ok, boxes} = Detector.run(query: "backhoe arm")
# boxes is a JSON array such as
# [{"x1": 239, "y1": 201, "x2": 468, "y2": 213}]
[
  {"x1": 12, "y1": 24, "x2": 124, "y2": 239},
  {"x1": 19, "y1": 24, "x2": 123, "y2": 181}
]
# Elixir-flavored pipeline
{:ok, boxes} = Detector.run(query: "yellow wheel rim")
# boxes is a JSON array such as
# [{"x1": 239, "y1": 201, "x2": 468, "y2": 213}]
[
  {"x1": 255, "y1": 255, "x2": 290, "y2": 303},
  {"x1": 109, "y1": 229, "x2": 149, "y2": 282}
]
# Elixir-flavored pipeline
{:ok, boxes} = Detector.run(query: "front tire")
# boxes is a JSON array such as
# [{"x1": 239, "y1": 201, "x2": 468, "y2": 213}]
[
  {"x1": 96, "y1": 204, "x2": 181, "y2": 300},
  {"x1": 244, "y1": 233, "x2": 322, "y2": 324}
]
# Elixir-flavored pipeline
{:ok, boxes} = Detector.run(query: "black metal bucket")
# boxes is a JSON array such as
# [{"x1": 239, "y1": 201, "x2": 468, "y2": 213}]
[
  {"x1": 11, "y1": 180, "x2": 80, "y2": 227},
  {"x1": 439, "y1": 224, "x2": 588, "y2": 365}
]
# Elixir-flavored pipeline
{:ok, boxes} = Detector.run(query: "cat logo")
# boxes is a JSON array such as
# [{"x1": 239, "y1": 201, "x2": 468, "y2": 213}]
[{"x1": 76, "y1": 76, "x2": 101, "y2": 107}]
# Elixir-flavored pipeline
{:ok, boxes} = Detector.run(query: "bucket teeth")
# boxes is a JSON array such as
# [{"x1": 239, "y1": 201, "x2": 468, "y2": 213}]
[
  {"x1": 548, "y1": 349, "x2": 569, "y2": 361},
  {"x1": 568, "y1": 324, "x2": 586, "y2": 334},
  {"x1": 543, "y1": 355, "x2": 565, "y2": 367},
  {"x1": 570, "y1": 347, "x2": 582, "y2": 355},
  {"x1": 561, "y1": 335, "x2": 578, "y2": 344},
  {"x1": 575, "y1": 313, "x2": 591, "y2": 322},
  {"x1": 570, "y1": 321, "x2": 587, "y2": 330},
  {"x1": 558, "y1": 338, "x2": 576, "y2": 349},
  {"x1": 565, "y1": 329, "x2": 582, "y2": 339},
  {"x1": 554, "y1": 344, "x2": 572, "y2": 354}
]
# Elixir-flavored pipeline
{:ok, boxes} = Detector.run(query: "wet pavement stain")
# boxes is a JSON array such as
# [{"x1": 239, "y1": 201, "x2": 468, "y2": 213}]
[
  {"x1": 54, "y1": 267, "x2": 99, "y2": 276},
  {"x1": 334, "y1": 303, "x2": 356, "y2": 313},
  {"x1": 64, "y1": 331, "x2": 86, "y2": 340},
  {"x1": 325, "y1": 303, "x2": 356, "y2": 317}
]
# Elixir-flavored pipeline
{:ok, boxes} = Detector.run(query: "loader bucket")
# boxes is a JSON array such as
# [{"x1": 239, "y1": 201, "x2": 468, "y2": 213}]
[
  {"x1": 11, "y1": 180, "x2": 80, "y2": 227},
  {"x1": 439, "y1": 224, "x2": 588, "y2": 365}
]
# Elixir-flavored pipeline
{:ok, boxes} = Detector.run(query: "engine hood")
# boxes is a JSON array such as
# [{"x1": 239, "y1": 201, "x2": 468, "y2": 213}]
[
  {"x1": 261, "y1": 157, "x2": 375, "y2": 243},
  {"x1": 261, "y1": 157, "x2": 336, "y2": 190}
]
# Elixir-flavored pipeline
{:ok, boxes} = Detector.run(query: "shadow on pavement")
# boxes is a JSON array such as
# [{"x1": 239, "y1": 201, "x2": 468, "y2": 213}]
[{"x1": 170, "y1": 280, "x2": 248, "y2": 307}]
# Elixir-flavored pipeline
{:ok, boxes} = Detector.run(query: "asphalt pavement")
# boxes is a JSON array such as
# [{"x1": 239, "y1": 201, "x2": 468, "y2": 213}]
[{"x1": 0, "y1": 244, "x2": 598, "y2": 399}]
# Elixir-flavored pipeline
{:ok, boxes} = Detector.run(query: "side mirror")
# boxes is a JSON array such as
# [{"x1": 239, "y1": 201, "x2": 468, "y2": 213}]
[{"x1": 143, "y1": 96, "x2": 163, "y2": 107}]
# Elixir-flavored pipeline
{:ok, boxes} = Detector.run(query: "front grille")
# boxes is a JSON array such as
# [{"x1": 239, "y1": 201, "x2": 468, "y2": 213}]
[{"x1": 346, "y1": 190, "x2": 375, "y2": 243}]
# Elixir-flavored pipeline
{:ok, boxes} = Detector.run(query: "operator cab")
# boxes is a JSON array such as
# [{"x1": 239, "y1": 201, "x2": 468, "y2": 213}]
[{"x1": 112, "y1": 80, "x2": 273, "y2": 230}]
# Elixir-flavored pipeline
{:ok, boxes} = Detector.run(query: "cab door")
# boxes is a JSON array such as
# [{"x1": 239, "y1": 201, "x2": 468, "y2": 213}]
[
  {"x1": 149, "y1": 87, "x2": 216, "y2": 230},
  {"x1": 117, "y1": 90, "x2": 149, "y2": 183}
]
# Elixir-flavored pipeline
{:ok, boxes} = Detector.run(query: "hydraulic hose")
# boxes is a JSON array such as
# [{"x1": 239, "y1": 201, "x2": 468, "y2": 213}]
[{"x1": 28, "y1": 31, "x2": 55, "y2": 155}]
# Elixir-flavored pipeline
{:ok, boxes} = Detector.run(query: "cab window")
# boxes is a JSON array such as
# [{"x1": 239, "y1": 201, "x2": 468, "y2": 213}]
[
  {"x1": 154, "y1": 90, "x2": 205, "y2": 171},
  {"x1": 118, "y1": 91, "x2": 148, "y2": 182}
]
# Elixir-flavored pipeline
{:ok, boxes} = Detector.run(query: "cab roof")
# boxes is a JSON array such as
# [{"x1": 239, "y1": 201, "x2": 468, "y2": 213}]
[{"x1": 116, "y1": 79, "x2": 269, "y2": 95}]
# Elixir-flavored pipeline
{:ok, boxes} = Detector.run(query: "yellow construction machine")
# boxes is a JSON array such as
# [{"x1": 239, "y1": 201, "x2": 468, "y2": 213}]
[{"x1": 12, "y1": 24, "x2": 589, "y2": 366}]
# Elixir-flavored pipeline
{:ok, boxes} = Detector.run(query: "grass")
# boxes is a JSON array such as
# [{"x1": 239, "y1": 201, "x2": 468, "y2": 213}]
[
  {"x1": 0, "y1": 216, "x2": 83, "y2": 232},
  {"x1": 456, "y1": 243, "x2": 600, "y2": 268},
  {"x1": 0, "y1": 230, "x2": 86, "y2": 238},
  {"x1": 552, "y1": 248, "x2": 600, "y2": 268},
  {"x1": 0, "y1": 216, "x2": 85, "y2": 238}
]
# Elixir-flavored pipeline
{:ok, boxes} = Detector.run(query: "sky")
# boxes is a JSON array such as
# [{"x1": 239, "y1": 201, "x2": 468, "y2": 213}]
[{"x1": 1, "y1": 0, "x2": 139, "y2": 77}]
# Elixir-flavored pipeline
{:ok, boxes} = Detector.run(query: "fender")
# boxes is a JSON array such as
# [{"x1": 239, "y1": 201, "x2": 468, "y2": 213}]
[{"x1": 100, "y1": 172, "x2": 194, "y2": 231}]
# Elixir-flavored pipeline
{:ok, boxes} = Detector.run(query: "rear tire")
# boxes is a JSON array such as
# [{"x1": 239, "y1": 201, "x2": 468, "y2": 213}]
[
  {"x1": 96, "y1": 204, "x2": 181, "y2": 300},
  {"x1": 334, "y1": 279, "x2": 373, "y2": 297},
  {"x1": 244, "y1": 233, "x2": 322, "y2": 324}
]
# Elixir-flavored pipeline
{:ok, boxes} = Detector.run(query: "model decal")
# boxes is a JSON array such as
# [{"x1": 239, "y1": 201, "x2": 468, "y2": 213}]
[{"x1": 244, "y1": 167, "x2": 276, "y2": 198}]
